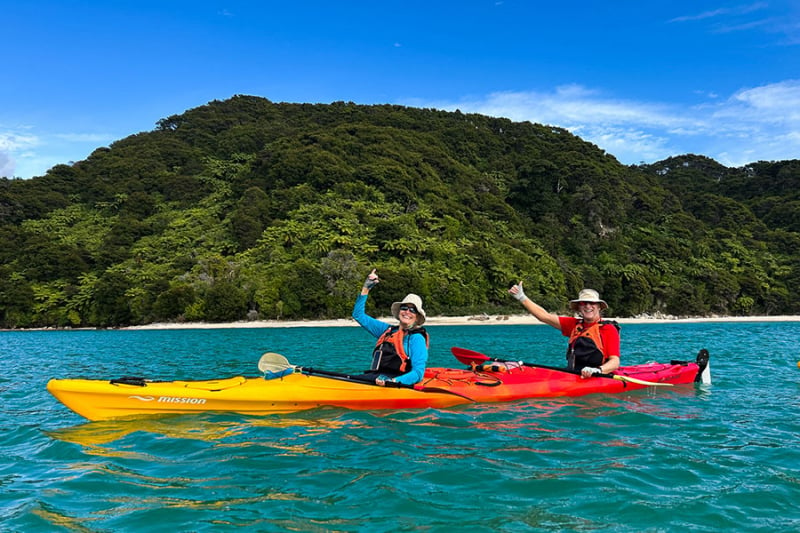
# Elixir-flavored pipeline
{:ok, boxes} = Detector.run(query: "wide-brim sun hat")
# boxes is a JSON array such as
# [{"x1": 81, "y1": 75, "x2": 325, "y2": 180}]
[
  {"x1": 569, "y1": 288, "x2": 608, "y2": 311},
  {"x1": 391, "y1": 293, "x2": 426, "y2": 325}
]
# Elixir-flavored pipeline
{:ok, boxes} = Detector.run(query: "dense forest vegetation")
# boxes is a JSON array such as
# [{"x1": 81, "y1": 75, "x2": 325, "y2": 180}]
[{"x1": 1, "y1": 95, "x2": 799, "y2": 328}]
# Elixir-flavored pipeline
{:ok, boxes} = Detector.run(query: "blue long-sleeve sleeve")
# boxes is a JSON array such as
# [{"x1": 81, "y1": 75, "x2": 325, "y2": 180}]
[
  {"x1": 351, "y1": 294, "x2": 428, "y2": 385},
  {"x1": 352, "y1": 294, "x2": 390, "y2": 337}
]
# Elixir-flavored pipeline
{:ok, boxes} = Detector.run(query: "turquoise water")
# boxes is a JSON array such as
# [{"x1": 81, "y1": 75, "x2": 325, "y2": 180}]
[{"x1": 2, "y1": 322, "x2": 799, "y2": 532}]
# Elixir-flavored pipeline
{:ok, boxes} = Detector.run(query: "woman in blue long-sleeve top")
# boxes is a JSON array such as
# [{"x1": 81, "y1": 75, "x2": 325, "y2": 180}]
[{"x1": 351, "y1": 269, "x2": 429, "y2": 386}]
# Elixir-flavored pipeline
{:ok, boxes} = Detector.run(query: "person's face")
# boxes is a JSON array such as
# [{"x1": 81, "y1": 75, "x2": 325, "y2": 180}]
[
  {"x1": 398, "y1": 304, "x2": 418, "y2": 327},
  {"x1": 577, "y1": 301, "x2": 601, "y2": 322}
]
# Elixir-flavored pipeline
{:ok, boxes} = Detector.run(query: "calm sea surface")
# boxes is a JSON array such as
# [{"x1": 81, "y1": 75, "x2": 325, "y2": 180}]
[{"x1": 2, "y1": 322, "x2": 799, "y2": 532}]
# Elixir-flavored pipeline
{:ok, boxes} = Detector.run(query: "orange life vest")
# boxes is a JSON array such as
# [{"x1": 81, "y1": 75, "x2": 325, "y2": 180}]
[
  {"x1": 566, "y1": 320, "x2": 619, "y2": 370},
  {"x1": 371, "y1": 326, "x2": 429, "y2": 375}
]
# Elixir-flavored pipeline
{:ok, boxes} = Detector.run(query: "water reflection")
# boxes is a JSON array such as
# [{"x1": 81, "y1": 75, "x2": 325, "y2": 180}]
[{"x1": 46, "y1": 412, "x2": 361, "y2": 454}]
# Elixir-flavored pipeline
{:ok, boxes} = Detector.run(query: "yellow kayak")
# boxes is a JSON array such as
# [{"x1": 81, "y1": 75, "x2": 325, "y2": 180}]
[{"x1": 46, "y1": 372, "x2": 470, "y2": 421}]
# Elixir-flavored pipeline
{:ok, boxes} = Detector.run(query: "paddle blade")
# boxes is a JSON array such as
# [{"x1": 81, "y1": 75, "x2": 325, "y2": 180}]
[
  {"x1": 450, "y1": 346, "x2": 492, "y2": 366},
  {"x1": 258, "y1": 352, "x2": 294, "y2": 379},
  {"x1": 612, "y1": 375, "x2": 673, "y2": 387}
]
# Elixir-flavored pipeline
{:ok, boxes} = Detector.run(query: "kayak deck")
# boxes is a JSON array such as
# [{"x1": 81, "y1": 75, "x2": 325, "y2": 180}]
[{"x1": 421, "y1": 359, "x2": 701, "y2": 403}]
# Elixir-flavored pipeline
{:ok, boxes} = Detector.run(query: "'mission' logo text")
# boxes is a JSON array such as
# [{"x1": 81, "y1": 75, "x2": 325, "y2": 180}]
[{"x1": 157, "y1": 396, "x2": 207, "y2": 405}]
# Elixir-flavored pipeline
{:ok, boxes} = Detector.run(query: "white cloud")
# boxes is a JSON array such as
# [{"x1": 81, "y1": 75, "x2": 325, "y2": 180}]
[
  {"x1": 0, "y1": 128, "x2": 115, "y2": 179},
  {"x1": 0, "y1": 130, "x2": 39, "y2": 152},
  {"x1": 0, "y1": 130, "x2": 39, "y2": 178},
  {"x1": 729, "y1": 80, "x2": 800, "y2": 119},
  {"x1": 0, "y1": 153, "x2": 13, "y2": 178},
  {"x1": 413, "y1": 79, "x2": 800, "y2": 167},
  {"x1": 667, "y1": 2, "x2": 800, "y2": 43},
  {"x1": 668, "y1": 2, "x2": 769, "y2": 23}
]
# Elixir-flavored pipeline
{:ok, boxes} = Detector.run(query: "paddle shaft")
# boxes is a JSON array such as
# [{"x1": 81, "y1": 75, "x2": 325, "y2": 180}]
[{"x1": 296, "y1": 366, "x2": 476, "y2": 400}]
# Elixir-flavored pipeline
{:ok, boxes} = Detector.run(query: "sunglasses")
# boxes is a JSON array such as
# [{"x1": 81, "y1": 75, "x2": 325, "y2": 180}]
[
  {"x1": 578, "y1": 301, "x2": 597, "y2": 307},
  {"x1": 399, "y1": 305, "x2": 418, "y2": 314}
]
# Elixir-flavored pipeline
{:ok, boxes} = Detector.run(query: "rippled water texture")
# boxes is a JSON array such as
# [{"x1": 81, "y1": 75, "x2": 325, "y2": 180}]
[{"x1": 2, "y1": 322, "x2": 799, "y2": 532}]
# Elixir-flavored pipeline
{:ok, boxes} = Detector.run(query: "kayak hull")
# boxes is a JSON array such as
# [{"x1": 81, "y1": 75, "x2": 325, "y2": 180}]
[
  {"x1": 46, "y1": 373, "x2": 469, "y2": 421},
  {"x1": 47, "y1": 357, "x2": 703, "y2": 421}
]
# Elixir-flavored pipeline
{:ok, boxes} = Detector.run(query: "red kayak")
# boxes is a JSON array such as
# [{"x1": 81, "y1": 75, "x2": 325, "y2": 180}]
[{"x1": 423, "y1": 347, "x2": 710, "y2": 403}]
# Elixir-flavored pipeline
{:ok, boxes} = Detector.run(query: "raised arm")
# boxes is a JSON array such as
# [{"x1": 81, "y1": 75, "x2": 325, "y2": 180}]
[{"x1": 508, "y1": 281, "x2": 561, "y2": 329}]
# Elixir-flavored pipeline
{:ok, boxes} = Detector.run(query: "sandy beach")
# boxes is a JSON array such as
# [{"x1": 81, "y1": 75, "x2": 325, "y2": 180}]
[{"x1": 122, "y1": 313, "x2": 800, "y2": 330}]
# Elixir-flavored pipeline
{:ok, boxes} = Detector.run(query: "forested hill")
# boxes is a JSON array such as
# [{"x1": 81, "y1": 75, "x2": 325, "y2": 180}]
[{"x1": 1, "y1": 95, "x2": 799, "y2": 328}]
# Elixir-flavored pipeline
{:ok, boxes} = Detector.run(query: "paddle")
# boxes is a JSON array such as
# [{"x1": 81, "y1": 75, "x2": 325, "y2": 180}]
[
  {"x1": 257, "y1": 352, "x2": 475, "y2": 400},
  {"x1": 259, "y1": 352, "x2": 382, "y2": 384},
  {"x1": 450, "y1": 347, "x2": 673, "y2": 388}
]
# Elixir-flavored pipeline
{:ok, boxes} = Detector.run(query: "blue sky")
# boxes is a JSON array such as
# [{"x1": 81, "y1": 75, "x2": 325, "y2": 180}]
[{"x1": 3, "y1": 1, "x2": 799, "y2": 179}]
